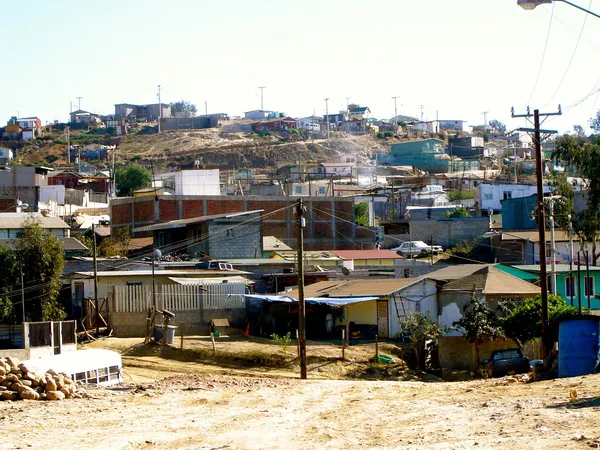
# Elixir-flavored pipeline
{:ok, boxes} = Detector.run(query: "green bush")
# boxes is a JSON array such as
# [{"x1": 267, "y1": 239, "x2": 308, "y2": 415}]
[
  {"x1": 384, "y1": 131, "x2": 394, "y2": 138},
  {"x1": 271, "y1": 332, "x2": 292, "y2": 353},
  {"x1": 376, "y1": 132, "x2": 385, "y2": 139},
  {"x1": 448, "y1": 190, "x2": 474, "y2": 202}
]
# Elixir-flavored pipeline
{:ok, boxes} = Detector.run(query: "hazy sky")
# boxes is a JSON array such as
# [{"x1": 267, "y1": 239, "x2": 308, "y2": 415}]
[{"x1": 3, "y1": 0, "x2": 600, "y2": 134}]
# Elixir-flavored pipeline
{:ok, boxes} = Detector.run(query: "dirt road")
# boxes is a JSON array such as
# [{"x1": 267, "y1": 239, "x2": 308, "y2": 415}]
[{"x1": 1, "y1": 351, "x2": 599, "y2": 449}]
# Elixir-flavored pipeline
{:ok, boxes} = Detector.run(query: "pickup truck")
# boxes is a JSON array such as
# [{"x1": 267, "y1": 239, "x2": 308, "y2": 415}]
[{"x1": 483, "y1": 348, "x2": 530, "y2": 378}]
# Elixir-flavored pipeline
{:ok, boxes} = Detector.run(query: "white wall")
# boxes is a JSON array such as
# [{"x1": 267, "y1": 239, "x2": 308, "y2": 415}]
[
  {"x1": 388, "y1": 279, "x2": 438, "y2": 338},
  {"x1": 39, "y1": 185, "x2": 66, "y2": 205},
  {"x1": 479, "y1": 183, "x2": 551, "y2": 212},
  {"x1": 174, "y1": 169, "x2": 220, "y2": 196}
]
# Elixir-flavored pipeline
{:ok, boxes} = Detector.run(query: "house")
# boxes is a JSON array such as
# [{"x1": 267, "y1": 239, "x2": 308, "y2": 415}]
[
  {"x1": 0, "y1": 147, "x2": 13, "y2": 165},
  {"x1": 438, "y1": 120, "x2": 470, "y2": 133},
  {"x1": 347, "y1": 105, "x2": 371, "y2": 120},
  {"x1": 309, "y1": 162, "x2": 354, "y2": 178},
  {"x1": 0, "y1": 212, "x2": 70, "y2": 238},
  {"x1": 428, "y1": 264, "x2": 541, "y2": 370},
  {"x1": 132, "y1": 210, "x2": 264, "y2": 259},
  {"x1": 379, "y1": 139, "x2": 449, "y2": 172},
  {"x1": 105, "y1": 118, "x2": 127, "y2": 135},
  {"x1": 298, "y1": 116, "x2": 321, "y2": 132},
  {"x1": 0, "y1": 166, "x2": 53, "y2": 210},
  {"x1": 448, "y1": 136, "x2": 484, "y2": 158},
  {"x1": 69, "y1": 110, "x2": 101, "y2": 124},
  {"x1": 114, "y1": 103, "x2": 171, "y2": 122},
  {"x1": 244, "y1": 110, "x2": 279, "y2": 120},
  {"x1": 328, "y1": 250, "x2": 403, "y2": 270},
  {"x1": 479, "y1": 182, "x2": 551, "y2": 213},
  {"x1": 15, "y1": 117, "x2": 42, "y2": 141},
  {"x1": 323, "y1": 112, "x2": 347, "y2": 125},
  {"x1": 48, "y1": 170, "x2": 110, "y2": 192},
  {"x1": 251, "y1": 117, "x2": 299, "y2": 132},
  {"x1": 154, "y1": 169, "x2": 220, "y2": 196},
  {"x1": 413, "y1": 121, "x2": 440, "y2": 133},
  {"x1": 513, "y1": 264, "x2": 600, "y2": 311},
  {"x1": 2, "y1": 123, "x2": 22, "y2": 140},
  {"x1": 71, "y1": 269, "x2": 251, "y2": 336},
  {"x1": 277, "y1": 278, "x2": 437, "y2": 339}
]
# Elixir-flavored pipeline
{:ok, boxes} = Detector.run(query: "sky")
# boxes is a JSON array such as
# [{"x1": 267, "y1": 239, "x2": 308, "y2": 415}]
[{"x1": 3, "y1": 0, "x2": 600, "y2": 134}]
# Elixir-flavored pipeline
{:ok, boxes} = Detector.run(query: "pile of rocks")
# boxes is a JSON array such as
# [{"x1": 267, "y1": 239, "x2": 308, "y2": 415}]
[{"x1": 0, "y1": 356, "x2": 84, "y2": 401}]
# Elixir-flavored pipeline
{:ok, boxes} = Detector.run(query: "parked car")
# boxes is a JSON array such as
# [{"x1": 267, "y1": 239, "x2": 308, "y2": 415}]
[
  {"x1": 483, "y1": 348, "x2": 530, "y2": 378},
  {"x1": 391, "y1": 241, "x2": 443, "y2": 258}
]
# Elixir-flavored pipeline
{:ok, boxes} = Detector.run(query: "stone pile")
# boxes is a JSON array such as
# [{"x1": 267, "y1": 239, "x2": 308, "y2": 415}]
[{"x1": 0, "y1": 356, "x2": 84, "y2": 401}]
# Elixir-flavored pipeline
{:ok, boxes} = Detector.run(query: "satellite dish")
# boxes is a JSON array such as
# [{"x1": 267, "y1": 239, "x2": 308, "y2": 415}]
[
  {"x1": 153, "y1": 248, "x2": 162, "y2": 260},
  {"x1": 341, "y1": 266, "x2": 351, "y2": 277}
]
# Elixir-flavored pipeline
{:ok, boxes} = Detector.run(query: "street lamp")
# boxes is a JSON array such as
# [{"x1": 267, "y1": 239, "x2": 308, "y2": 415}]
[{"x1": 517, "y1": 0, "x2": 600, "y2": 19}]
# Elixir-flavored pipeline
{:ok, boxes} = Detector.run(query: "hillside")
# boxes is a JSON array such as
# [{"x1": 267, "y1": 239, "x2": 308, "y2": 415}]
[
  {"x1": 14, "y1": 128, "x2": 389, "y2": 172},
  {"x1": 116, "y1": 129, "x2": 387, "y2": 171}
]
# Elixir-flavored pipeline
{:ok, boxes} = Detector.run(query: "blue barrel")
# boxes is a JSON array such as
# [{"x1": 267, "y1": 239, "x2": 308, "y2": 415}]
[{"x1": 558, "y1": 318, "x2": 600, "y2": 378}]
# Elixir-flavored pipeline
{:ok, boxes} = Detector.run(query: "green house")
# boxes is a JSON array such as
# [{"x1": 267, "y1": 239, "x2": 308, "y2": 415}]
[{"x1": 513, "y1": 264, "x2": 600, "y2": 310}]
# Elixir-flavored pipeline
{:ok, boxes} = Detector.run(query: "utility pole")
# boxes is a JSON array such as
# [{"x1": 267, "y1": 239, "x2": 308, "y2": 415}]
[
  {"x1": 295, "y1": 199, "x2": 307, "y2": 379},
  {"x1": 157, "y1": 85, "x2": 162, "y2": 132},
  {"x1": 511, "y1": 105, "x2": 561, "y2": 359},
  {"x1": 76, "y1": 96, "x2": 83, "y2": 111},
  {"x1": 548, "y1": 196, "x2": 558, "y2": 295},
  {"x1": 345, "y1": 97, "x2": 351, "y2": 112},
  {"x1": 66, "y1": 126, "x2": 70, "y2": 165},
  {"x1": 258, "y1": 86, "x2": 266, "y2": 110},
  {"x1": 92, "y1": 223, "x2": 100, "y2": 335},
  {"x1": 325, "y1": 98, "x2": 330, "y2": 141},
  {"x1": 419, "y1": 105, "x2": 425, "y2": 122},
  {"x1": 20, "y1": 265, "x2": 25, "y2": 324},
  {"x1": 392, "y1": 96, "x2": 399, "y2": 132},
  {"x1": 205, "y1": 101, "x2": 208, "y2": 116}
]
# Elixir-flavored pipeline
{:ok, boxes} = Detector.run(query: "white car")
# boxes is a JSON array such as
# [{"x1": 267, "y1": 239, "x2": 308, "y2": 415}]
[{"x1": 392, "y1": 241, "x2": 443, "y2": 258}]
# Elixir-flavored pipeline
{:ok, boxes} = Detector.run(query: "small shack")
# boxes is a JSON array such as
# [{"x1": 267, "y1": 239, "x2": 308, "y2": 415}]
[{"x1": 210, "y1": 318, "x2": 230, "y2": 336}]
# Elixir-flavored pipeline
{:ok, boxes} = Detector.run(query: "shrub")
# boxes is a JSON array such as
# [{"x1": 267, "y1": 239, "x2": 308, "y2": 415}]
[
  {"x1": 376, "y1": 132, "x2": 385, "y2": 139},
  {"x1": 384, "y1": 131, "x2": 394, "y2": 138},
  {"x1": 271, "y1": 332, "x2": 292, "y2": 353}
]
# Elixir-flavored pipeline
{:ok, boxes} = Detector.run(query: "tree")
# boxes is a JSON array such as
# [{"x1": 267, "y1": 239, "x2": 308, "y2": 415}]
[
  {"x1": 502, "y1": 294, "x2": 578, "y2": 349},
  {"x1": 553, "y1": 134, "x2": 600, "y2": 263},
  {"x1": 590, "y1": 110, "x2": 600, "y2": 133},
  {"x1": 400, "y1": 312, "x2": 444, "y2": 369},
  {"x1": 0, "y1": 245, "x2": 16, "y2": 295},
  {"x1": 14, "y1": 218, "x2": 66, "y2": 321},
  {"x1": 453, "y1": 295, "x2": 504, "y2": 369},
  {"x1": 444, "y1": 206, "x2": 471, "y2": 218},
  {"x1": 115, "y1": 164, "x2": 152, "y2": 197},
  {"x1": 354, "y1": 202, "x2": 369, "y2": 227},
  {"x1": 171, "y1": 100, "x2": 198, "y2": 118},
  {"x1": 488, "y1": 119, "x2": 507, "y2": 135},
  {"x1": 0, "y1": 297, "x2": 15, "y2": 324},
  {"x1": 573, "y1": 124, "x2": 586, "y2": 137}
]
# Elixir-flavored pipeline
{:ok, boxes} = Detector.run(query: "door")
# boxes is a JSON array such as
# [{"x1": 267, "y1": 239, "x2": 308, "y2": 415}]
[{"x1": 377, "y1": 301, "x2": 389, "y2": 338}]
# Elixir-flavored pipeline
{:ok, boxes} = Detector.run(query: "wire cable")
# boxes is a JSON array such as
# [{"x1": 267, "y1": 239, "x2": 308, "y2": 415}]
[{"x1": 526, "y1": 2, "x2": 556, "y2": 107}]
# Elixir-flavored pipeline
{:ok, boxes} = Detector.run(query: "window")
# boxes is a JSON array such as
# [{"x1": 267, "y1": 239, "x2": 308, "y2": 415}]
[
  {"x1": 503, "y1": 191, "x2": 512, "y2": 200},
  {"x1": 484, "y1": 193, "x2": 493, "y2": 200},
  {"x1": 318, "y1": 187, "x2": 325, "y2": 194},
  {"x1": 565, "y1": 276, "x2": 576, "y2": 297},
  {"x1": 585, "y1": 276, "x2": 595, "y2": 296},
  {"x1": 226, "y1": 228, "x2": 235, "y2": 238},
  {"x1": 295, "y1": 186, "x2": 302, "y2": 194}
]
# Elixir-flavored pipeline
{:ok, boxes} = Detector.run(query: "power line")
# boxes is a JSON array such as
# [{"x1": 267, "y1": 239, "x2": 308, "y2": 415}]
[
  {"x1": 543, "y1": 0, "x2": 592, "y2": 108},
  {"x1": 526, "y1": 2, "x2": 556, "y2": 107}
]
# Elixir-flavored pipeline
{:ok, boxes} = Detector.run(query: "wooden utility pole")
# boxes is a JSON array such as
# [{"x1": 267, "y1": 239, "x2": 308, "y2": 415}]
[
  {"x1": 295, "y1": 198, "x2": 307, "y2": 379},
  {"x1": 92, "y1": 223, "x2": 100, "y2": 334}
]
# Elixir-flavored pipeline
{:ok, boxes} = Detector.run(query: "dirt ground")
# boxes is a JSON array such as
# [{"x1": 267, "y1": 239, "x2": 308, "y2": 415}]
[{"x1": 1, "y1": 336, "x2": 600, "y2": 450}]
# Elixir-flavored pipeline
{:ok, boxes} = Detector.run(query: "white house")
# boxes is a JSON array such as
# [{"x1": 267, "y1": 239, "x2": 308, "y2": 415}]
[
  {"x1": 479, "y1": 182, "x2": 551, "y2": 212},
  {"x1": 298, "y1": 117, "x2": 321, "y2": 132},
  {"x1": 156, "y1": 169, "x2": 221, "y2": 196},
  {"x1": 244, "y1": 110, "x2": 278, "y2": 120},
  {"x1": 0, "y1": 147, "x2": 13, "y2": 165},
  {"x1": 0, "y1": 213, "x2": 70, "y2": 239},
  {"x1": 413, "y1": 121, "x2": 440, "y2": 133},
  {"x1": 438, "y1": 120, "x2": 470, "y2": 133},
  {"x1": 309, "y1": 163, "x2": 354, "y2": 178}
]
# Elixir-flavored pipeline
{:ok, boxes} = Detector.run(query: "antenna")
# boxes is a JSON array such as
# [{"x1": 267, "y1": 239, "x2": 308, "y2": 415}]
[{"x1": 76, "y1": 96, "x2": 83, "y2": 111}]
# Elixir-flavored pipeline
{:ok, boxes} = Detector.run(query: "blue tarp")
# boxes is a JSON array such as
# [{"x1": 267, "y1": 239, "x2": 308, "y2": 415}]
[{"x1": 242, "y1": 294, "x2": 378, "y2": 307}]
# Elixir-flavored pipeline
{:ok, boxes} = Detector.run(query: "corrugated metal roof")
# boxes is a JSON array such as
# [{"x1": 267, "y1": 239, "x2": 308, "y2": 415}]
[
  {"x1": 0, "y1": 237, "x2": 87, "y2": 252},
  {"x1": 329, "y1": 250, "x2": 402, "y2": 260},
  {"x1": 425, "y1": 264, "x2": 492, "y2": 281},
  {"x1": 514, "y1": 264, "x2": 600, "y2": 273},
  {"x1": 263, "y1": 236, "x2": 292, "y2": 252},
  {"x1": 441, "y1": 266, "x2": 540, "y2": 295},
  {"x1": 0, "y1": 214, "x2": 69, "y2": 229},
  {"x1": 283, "y1": 278, "x2": 423, "y2": 299},
  {"x1": 73, "y1": 269, "x2": 250, "y2": 278},
  {"x1": 132, "y1": 210, "x2": 264, "y2": 233}
]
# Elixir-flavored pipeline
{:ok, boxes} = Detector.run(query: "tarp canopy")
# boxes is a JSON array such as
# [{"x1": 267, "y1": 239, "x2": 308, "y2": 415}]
[{"x1": 242, "y1": 294, "x2": 378, "y2": 307}]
